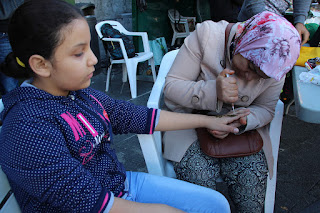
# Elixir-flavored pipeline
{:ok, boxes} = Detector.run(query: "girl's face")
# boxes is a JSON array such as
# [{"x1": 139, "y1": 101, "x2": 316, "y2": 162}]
[
  {"x1": 231, "y1": 54, "x2": 269, "y2": 81},
  {"x1": 44, "y1": 18, "x2": 97, "y2": 96}
]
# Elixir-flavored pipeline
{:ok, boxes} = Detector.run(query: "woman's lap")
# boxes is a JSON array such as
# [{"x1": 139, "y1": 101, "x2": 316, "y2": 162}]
[
  {"x1": 125, "y1": 171, "x2": 231, "y2": 213},
  {"x1": 173, "y1": 141, "x2": 221, "y2": 189},
  {"x1": 173, "y1": 140, "x2": 268, "y2": 213}
]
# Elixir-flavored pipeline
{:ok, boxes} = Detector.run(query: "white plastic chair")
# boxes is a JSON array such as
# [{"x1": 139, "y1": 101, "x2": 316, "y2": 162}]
[
  {"x1": 137, "y1": 50, "x2": 284, "y2": 213},
  {"x1": 0, "y1": 99, "x2": 21, "y2": 213},
  {"x1": 0, "y1": 168, "x2": 21, "y2": 213},
  {"x1": 95, "y1": 21, "x2": 157, "y2": 99},
  {"x1": 168, "y1": 9, "x2": 196, "y2": 46}
]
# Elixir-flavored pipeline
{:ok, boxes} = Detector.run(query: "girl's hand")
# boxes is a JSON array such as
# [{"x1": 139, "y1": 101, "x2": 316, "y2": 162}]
[
  {"x1": 216, "y1": 69, "x2": 238, "y2": 103},
  {"x1": 225, "y1": 109, "x2": 248, "y2": 126},
  {"x1": 205, "y1": 108, "x2": 250, "y2": 134},
  {"x1": 207, "y1": 109, "x2": 249, "y2": 138}
]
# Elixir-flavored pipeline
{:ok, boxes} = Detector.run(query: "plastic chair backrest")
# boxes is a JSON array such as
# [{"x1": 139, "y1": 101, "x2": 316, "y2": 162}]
[
  {"x1": 0, "y1": 167, "x2": 10, "y2": 209},
  {"x1": 0, "y1": 168, "x2": 21, "y2": 213},
  {"x1": 95, "y1": 21, "x2": 129, "y2": 39},
  {"x1": 168, "y1": 9, "x2": 181, "y2": 22},
  {"x1": 96, "y1": 20, "x2": 151, "y2": 54},
  {"x1": 0, "y1": 99, "x2": 21, "y2": 213},
  {"x1": 95, "y1": 21, "x2": 104, "y2": 39},
  {"x1": 147, "y1": 49, "x2": 178, "y2": 107},
  {"x1": 137, "y1": 50, "x2": 283, "y2": 213}
]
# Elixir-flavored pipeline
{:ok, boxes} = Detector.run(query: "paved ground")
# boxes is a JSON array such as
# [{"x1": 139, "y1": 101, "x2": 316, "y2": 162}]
[{"x1": 91, "y1": 64, "x2": 320, "y2": 213}]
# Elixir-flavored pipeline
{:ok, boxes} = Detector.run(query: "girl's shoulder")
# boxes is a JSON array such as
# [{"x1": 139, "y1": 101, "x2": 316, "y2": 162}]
[
  {"x1": 2, "y1": 87, "x2": 71, "y2": 124},
  {"x1": 79, "y1": 87, "x2": 114, "y2": 104}
]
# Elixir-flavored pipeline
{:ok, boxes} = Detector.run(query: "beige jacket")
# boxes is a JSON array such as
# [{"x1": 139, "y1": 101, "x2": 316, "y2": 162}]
[{"x1": 163, "y1": 20, "x2": 284, "y2": 177}]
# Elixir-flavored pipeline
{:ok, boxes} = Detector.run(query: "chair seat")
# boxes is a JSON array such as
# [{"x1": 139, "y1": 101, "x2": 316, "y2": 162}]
[
  {"x1": 112, "y1": 52, "x2": 153, "y2": 64},
  {"x1": 111, "y1": 52, "x2": 153, "y2": 64},
  {"x1": 134, "y1": 52, "x2": 154, "y2": 61}
]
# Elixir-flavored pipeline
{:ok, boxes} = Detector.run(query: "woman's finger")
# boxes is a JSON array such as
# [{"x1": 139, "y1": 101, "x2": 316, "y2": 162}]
[
  {"x1": 209, "y1": 130, "x2": 229, "y2": 139},
  {"x1": 215, "y1": 133, "x2": 229, "y2": 139},
  {"x1": 208, "y1": 129, "x2": 226, "y2": 136},
  {"x1": 239, "y1": 116, "x2": 247, "y2": 125},
  {"x1": 223, "y1": 111, "x2": 250, "y2": 123},
  {"x1": 226, "y1": 77, "x2": 237, "y2": 85},
  {"x1": 212, "y1": 123, "x2": 239, "y2": 134},
  {"x1": 219, "y1": 69, "x2": 235, "y2": 77},
  {"x1": 228, "y1": 120, "x2": 242, "y2": 128}
]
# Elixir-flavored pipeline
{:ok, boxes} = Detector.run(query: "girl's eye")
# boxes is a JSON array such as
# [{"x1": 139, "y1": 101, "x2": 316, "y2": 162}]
[{"x1": 75, "y1": 52, "x2": 83, "y2": 57}]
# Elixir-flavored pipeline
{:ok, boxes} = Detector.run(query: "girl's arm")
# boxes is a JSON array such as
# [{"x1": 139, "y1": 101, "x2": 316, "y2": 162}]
[
  {"x1": 155, "y1": 109, "x2": 250, "y2": 134},
  {"x1": 109, "y1": 197, "x2": 184, "y2": 213}
]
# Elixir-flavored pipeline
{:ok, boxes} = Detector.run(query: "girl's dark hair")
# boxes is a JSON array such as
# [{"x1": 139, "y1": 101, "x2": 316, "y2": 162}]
[{"x1": 0, "y1": 0, "x2": 83, "y2": 78}]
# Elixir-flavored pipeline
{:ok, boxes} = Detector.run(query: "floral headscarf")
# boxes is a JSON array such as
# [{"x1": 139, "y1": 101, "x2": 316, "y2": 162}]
[{"x1": 233, "y1": 11, "x2": 301, "y2": 81}]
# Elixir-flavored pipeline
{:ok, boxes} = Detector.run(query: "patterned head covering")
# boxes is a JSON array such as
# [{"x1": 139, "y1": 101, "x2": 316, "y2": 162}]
[{"x1": 233, "y1": 11, "x2": 301, "y2": 81}]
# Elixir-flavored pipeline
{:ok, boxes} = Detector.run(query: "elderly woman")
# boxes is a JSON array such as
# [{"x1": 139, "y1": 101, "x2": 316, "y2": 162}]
[{"x1": 163, "y1": 11, "x2": 300, "y2": 212}]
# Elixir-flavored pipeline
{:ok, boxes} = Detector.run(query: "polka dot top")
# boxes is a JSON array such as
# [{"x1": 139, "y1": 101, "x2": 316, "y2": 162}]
[{"x1": 0, "y1": 86, "x2": 158, "y2": 212}]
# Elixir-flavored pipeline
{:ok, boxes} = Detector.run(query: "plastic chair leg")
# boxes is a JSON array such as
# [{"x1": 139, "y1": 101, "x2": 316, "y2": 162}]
[
  {"x1": 264, "y1": 100, "x2": 283, "y2": 213},
  {"x1": 137, "y1": 134, "x2": 166, "y2": 176},
  {"x1": 105, "y1": 64, "x2": 113, "y2": 92},
  {"x1": 284, "y1": 99, "x2": 294, "y2": 115},
  {"x1": 127, "y1": 62, "x2": 138, "y2": 98},
  {"x1": 171, "y1": 33, "x2": 177, "y2": 46},
  {"x1": 122, "y1": 63, "x2": 128, "y2": 83},
  {"x1": 149, "y1": 58, "x2": 157, "y2": 82}
]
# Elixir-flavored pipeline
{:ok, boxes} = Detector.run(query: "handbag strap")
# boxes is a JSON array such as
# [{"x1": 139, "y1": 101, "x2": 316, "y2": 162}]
[{"x1": 223, "y1": 23, "x2": 235, "y2": 69}]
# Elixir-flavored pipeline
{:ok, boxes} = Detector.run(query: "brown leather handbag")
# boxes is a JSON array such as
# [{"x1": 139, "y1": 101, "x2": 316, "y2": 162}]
[{"x1": 196, "y1": 128, "x2": 263, "y2": 158}]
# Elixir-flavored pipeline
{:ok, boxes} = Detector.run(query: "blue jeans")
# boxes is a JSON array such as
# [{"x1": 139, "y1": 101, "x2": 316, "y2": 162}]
[
  {"x1": 124, "y1": 171, "x2": 231, "y2": 213},
  {"x1": 0, "y1": 33, "x2": 19, "y2": 95}
]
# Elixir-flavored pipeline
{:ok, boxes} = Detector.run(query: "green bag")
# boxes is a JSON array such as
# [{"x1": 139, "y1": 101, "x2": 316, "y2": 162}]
[{"x1": 149, "y1": 37, "x2": 168, "y2": 65}]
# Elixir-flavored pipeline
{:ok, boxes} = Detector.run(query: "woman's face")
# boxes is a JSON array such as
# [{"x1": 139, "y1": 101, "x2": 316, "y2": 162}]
[{"x1": 231, "y1": 54, "x2": 270, "y2": 81}]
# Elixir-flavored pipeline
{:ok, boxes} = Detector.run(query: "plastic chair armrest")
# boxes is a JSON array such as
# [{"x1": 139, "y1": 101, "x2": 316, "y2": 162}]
[
  {"x1": 147, "y1": 76, "x2": 165, "y2": 109},
  {"x1": 125, "y1": 31, "x2": 145, "y2": 37},
  {"x1": 182, "y1": 16, "x2": 196, "y2": 20},
  {"x1": 173, "y1": 18, "x2": 188, "y2": 23},
  {"x1": 101, "y1": 37, "x2": 129, "y2": 60},
  {"x1": 125, "y1": 31, "x2": 150, "y2": 52}
]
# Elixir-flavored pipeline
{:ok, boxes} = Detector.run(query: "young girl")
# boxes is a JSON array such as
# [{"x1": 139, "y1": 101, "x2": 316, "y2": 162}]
[{"x1": 0, "y1": 1, "x2": 249, "y2": 212}]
